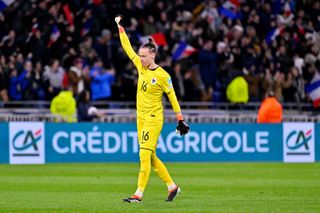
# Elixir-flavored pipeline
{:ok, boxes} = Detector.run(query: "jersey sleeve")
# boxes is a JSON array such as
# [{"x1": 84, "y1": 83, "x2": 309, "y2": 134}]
[
  {"x1": 160, "y1": 73, "x2": 181, "y2": 113},
  {"x1": 118, "y1": 27, "x2": 142, "y2": 69}
]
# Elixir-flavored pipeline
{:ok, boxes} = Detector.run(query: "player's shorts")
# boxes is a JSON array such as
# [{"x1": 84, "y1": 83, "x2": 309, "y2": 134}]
[{"x1": 137, "y1": 117, "x2": 163, "y2": 152}]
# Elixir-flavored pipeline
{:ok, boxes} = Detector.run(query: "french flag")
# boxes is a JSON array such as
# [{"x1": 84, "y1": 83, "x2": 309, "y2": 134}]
[
  {"x1": 139, "y1": 32, "x2": 168, "y2": 46},
  {"x1": 31, "y1": 23, "x2": 39, "y2": 34},
  {"x1": 0, "y1": 0, "x2": 14, "y2": 11},
  {"x1": 63, "y1": 4, "x2": 74, "y2": 26},
  {"x1": 305, "y1": 73, "x2": 320, "y2": 108},
  {"x1": 224, "y1": 0, "x2": 240, "y2": 8},
  {"x1": 26, "y1": 22, "x2": 39, "y2": 42},
  {"x1": 47, "y1": 25, "x2": 60, "y2": 48},
  {"x1": 172, "y1": 41, "x2": 197, "y2": 61},
  {"x1": 284, "y1": 2, "x2": 292, "y2": 17},
  {"x1": 219, "y1": 0, "x2": 241, "y2": 20},
  {"x1": 265, "y1": 27, "x2": 284, "y2": 44}
]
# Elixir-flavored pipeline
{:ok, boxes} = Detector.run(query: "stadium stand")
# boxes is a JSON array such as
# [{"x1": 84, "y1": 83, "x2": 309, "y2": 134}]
[{"x1": 0, "y1": 0, "x2": 320, "y2": 122}]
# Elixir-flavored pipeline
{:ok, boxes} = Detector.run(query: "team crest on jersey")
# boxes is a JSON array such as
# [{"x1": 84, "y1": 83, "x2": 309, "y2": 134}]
[
  {"x1": 151, "y1": 78, "x2": 157, "y2": 85},
  {"x1": 168, "y1": 78, "x2": 173, "y2": 89}
]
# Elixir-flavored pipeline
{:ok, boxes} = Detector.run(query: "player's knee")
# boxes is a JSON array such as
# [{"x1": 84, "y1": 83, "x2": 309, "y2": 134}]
[{"x1": 139, "y1": 151, "x2": 151, "y2": 170}]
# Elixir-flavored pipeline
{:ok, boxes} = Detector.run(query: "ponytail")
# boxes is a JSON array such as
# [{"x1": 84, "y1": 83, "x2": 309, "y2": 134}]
[{"x1": 141, "y1": 38, "x2": 157, "y2": 53}]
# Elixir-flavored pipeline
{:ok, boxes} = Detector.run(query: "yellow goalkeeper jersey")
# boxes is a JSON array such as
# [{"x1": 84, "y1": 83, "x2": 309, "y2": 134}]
[{"x1": 119, "y1": 27, "x2": 181, "y2": 120}]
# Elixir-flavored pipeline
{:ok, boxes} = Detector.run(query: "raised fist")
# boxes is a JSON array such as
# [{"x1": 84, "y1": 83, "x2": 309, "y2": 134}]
[{"x1": 115, "y1": 15, "x2": 123, "y2": 26}]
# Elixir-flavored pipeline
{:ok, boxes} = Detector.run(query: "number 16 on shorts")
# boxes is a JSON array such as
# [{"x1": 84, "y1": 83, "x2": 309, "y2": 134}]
[{"x1": 141, "y1": 131, "x2": 149, "y2": 143}]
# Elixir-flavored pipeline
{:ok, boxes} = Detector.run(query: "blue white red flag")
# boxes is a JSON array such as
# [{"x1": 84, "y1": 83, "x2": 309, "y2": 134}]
[
  {"x1": 305, "y1": 72, "x2": 320, "y2": 108},
  {"x1": 0, "y1": 0, "x2": 14, "y2": 11},
  {"x1": 172, "y1": 41, "x2": 197, "y2": 61},
  {"x1": 47, "y1": 25, "x2": 60, "y2": 48},
  {"x1": 218, "y1": 0, "x2": 241, "y2": 20},
  {"x1": 139, "y1": 32, "x2": 168, "y2": 46},
  {"x1": 265, "y1": 27, "x2": 284, "y2": 44}
]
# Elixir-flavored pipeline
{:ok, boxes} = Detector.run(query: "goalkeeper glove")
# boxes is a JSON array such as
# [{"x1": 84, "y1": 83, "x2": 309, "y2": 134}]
[{"x1": 176, "y1": 120, "x2": 189, "y2": 136}]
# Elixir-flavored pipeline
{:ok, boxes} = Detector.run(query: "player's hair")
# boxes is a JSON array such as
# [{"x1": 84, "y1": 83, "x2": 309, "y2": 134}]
[{"x1": 141, "y1": 38, "x2": 157, "y2": 53}]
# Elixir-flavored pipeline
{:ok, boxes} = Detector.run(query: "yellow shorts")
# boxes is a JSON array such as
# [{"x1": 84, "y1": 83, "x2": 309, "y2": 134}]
[{"x1": 137, "y1": 118, "x2": 163, "y2": 151}]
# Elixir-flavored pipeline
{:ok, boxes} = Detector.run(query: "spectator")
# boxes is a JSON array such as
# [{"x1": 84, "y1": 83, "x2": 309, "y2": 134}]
[
  {"x1": 8, "y1": 68, "x2": 22, "y2": 100},
  {"x1": 183, "y1": 65, "x2": 205, "y2": 102},
  {"x1": 18, "y1": 60, "x2": 33, "y2": 100},
  {"x1": 243, "y1": 64, "x2": 261, "y2": 101},
  {"x1": 118, "y1": 62, "x2": 138, "y2": 101},
  {"x1": 170, "y1": 62, "x2": 185, "y2": 101},
  {"x1": 226, "y1": 75, "x2": 249, "y2": 104},
  {"x1": 90, "y1": 58, "x2": 115, "y2": 101},
  {"x1": 43, "y1": 59, "x2": 65, "y2": 100},
  {"x1": 28, "y1": 61, "x2": 45, "y2": 100},
  {"x1": 25, "y1": 23, "x2": 45, "y2": 63},
  {"x1": 0, "y1": 65, "x2": 9, "y2": 102},
  {"x1": 79, "y1": 36, "x2": 97, "y2": 64},
  {"x1": 68, "y1": 57, "x2": 85, "y2": 97},
  {"x1": 50, "y1": 87, "x2": 77, "y2": 122},
  {"x1": 0, "y1": 30, "x2": 16, "y2": 57},
  {"x1": 94, "y1": 29, "x2": 113, "y2": 69},
  {"x1": 257, "y1": 91, "x2": 283, "y2": 123},
  {"x1": 143, "y1": 15, "x2": 157, "y2": 35},
  {"x1": 198, "y1": 39, "x2": 217, "y2": 97},
  {"x1": 0, "y1": 0, "x2": 319, "y2": 106}
]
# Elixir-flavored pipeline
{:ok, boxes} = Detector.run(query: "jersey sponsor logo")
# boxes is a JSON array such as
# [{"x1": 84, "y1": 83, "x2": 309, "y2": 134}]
[
  {"x1": 151, "y1": 78, "x2": 157, "y2": 85},
  {"x1": 168, "y1": 78, "x2": 173, "y2": 89}
]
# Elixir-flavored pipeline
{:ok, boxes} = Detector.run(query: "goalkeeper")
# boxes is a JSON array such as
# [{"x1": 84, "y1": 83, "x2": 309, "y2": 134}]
[{"x1": 115, "y1": 15, "x2": 189, "y2": 203}]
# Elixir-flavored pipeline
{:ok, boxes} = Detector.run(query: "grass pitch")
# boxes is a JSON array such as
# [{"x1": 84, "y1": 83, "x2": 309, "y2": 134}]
[{"x1": 0, "y1": 163, "x2": 319, "y2": 212}]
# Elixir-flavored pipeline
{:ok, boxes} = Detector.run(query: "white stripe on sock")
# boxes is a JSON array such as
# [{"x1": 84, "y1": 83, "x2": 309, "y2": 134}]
[
  {"x1": 134, "y1": 189, "x2": 143, "y2": 198},
  {"x1": 168, "y1": 183, "x2": 176, "y2": 191}
]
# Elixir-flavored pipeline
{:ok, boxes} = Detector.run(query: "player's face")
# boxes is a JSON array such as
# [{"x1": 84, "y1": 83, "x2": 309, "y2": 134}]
[{"x1": 139, "y1": 47, "x2": 155, "y2": 68}]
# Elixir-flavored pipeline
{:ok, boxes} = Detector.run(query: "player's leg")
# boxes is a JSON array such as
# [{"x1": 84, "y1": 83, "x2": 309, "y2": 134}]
[
  {"x1": 136, "y1": 148, "x2": 152, "y2": 193},
  {"x1": 123, "y1": 119, "x2": 157, "y2": 203},
  {"x1": 151, "y1": 151, "x2": 174, "y2": 188},
  {"x1": 136, "y1": 120, "x2": 163, "y2": 194},
  {"x1": 151, "y1": 152, "x2": 181, "y2": 201},
  {"x1": 123, "y1": 118, "x2": 146, "y2": 203},
  {"x1": 149, "y1": 120, "x2": 174, "y2": 187}
]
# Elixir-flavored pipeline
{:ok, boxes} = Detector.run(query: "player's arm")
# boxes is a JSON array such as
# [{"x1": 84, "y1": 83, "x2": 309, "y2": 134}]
[
  {"x1": 167, "y1": 91, "x2": 189, "y2": 135},
  {"x1": 162, "y1": 75, "x2": 189, "y2": 135},
  {"x1": 115, "y1": 16, "x2": 141, "y2": 68}
]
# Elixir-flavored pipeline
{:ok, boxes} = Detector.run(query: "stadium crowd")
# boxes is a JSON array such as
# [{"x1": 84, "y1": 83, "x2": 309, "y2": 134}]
[{"x1": 0, "y1": 0, "x2": 319, "y2": 107}]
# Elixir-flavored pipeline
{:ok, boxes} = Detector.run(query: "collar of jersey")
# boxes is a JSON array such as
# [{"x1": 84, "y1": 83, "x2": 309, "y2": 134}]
[{"x1": 148, "y1": 65, "x2": 159, "y2": 71}]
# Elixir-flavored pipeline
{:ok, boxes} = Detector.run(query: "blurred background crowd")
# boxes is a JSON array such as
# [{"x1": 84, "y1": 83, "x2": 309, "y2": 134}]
[{"x1": 0, "y1": 0, "x2": 319, "y2": 108}]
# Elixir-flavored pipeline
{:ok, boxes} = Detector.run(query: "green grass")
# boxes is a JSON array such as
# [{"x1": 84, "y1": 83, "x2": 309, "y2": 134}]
[{"x1": 0, "y1": 163, "x2": 319, "y2": 212}]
